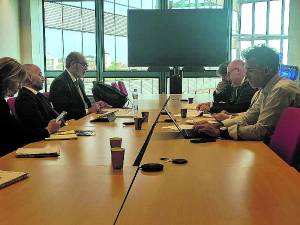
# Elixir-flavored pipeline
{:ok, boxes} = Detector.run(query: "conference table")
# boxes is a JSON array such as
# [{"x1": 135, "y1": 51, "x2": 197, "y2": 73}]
[{"x1": 1, "y1": 94, "x2": 300, "y2": 225}]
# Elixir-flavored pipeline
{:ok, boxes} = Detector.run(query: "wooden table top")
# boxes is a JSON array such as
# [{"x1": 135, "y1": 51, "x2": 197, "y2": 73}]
[
  {"x1": 0, "y1": 95, "x2": 168, "y2": 225},
  {"x1": 1, "y1": 94, "x2": 299, "y2": 225},
  {"x1": 116, "y1": 95, "x2": 300, "y2": 225}
]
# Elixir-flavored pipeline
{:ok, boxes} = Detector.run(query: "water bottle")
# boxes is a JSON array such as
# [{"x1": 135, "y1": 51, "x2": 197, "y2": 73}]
[{"x1": 132, "y1": 88, "x2": 139, "y2": 113}]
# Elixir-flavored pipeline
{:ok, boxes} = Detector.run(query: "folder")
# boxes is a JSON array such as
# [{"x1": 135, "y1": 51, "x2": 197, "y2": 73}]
[
  {"x1": 0, "y1": 170, "x2": 28, "y2": 189},
  {"x1": 45, "y1": 133, "x2": 78, "y2": 140},
  {"x1": 15, "y1": 145, "x2": 60, "y2": 158}
]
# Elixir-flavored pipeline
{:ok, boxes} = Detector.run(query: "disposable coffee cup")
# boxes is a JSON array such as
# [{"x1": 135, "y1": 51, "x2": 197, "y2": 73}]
[
  {"x1": 188, "y1": 97, "x2": 194, "y2": 104},
  {"x1": 111, "y1": 147, "x2": 125, "y2": 170},
  {"x1": 141, "y1": 112, "x2": 149, "y2": 122},
  {"x1": 110, "y1": 137, "x2": 122, "y2": 148},
  {"x1": 134, "y1": 117, "x2": 143, "y2": 130},
  {"x1": 181, "y1": 108, "x2": 187, "y2": 118}
]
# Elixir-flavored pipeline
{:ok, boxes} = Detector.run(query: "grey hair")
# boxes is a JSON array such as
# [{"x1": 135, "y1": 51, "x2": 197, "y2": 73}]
[{"x1": 65, "y1": 52, "x2": 84, "y2": 68}]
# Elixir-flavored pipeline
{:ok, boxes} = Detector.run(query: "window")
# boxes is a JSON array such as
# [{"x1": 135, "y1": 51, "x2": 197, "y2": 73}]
[
  {"x1": 44, "y1": 1, "x2": 96, "y2": 71},
  {"x1": 238, "y1": 0, "x2": 289, "y2": 64},
  {"x1": 103, "y1": 0, "x2": 159, "y2": 71}
]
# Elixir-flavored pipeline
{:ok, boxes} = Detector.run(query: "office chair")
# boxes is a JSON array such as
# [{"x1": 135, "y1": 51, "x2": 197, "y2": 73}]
[
  {"x1": 118, "y1": 81, "x2": 128, "y2": 97},
  {"x1": 269, "y1": 107, "x2": 300, "y2": 168},
  {"x1": 111, "y1": 82, "x2": 120, "y2": 91}
]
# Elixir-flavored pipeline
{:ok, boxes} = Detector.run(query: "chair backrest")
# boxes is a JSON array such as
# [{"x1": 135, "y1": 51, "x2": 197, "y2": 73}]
[
  {"x1": 111, "y1": 82, "x2": 120, "y2": 91},
  {"x1": 269, "y1": 107, "x2": 300, "y2": 166},
  {"x1": 7, "y1": 97, "x2": 16, "y2": 115},
  {"x1": 42, "y1": 92, "x2": 50, "y2": 99},
  {"x1": 118, "y1": 81, "x2": 128, "y2": 97}
]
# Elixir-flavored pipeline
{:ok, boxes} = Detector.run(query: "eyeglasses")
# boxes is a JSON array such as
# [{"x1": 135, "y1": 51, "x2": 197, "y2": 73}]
[{"x1": 77, "y1": 62, "x2": 88, "y2": 68}]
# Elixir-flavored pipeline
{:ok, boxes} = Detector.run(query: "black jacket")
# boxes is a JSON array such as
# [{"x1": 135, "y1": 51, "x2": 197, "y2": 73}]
[
  {"x1": 210, "y1": 81, "x2": 257, "y2": 113},
  {"x1": 49, "y1": 71, "x2": 91, "y2": 120},
  {"x1": 15, "y1": 88, "x2": 57, "y2": 130},
  {"x1": 0, "y1": 96, "x2": 49, "y2": 157}
]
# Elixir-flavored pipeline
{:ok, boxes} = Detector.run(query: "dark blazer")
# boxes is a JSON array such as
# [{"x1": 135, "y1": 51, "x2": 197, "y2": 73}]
[
  {"x1": 49, "y1": 70, "x2": 91, "y2": 120},
  {"x1": 210, "y1": 80, "x2": 257, "y2": 113},
  {"x1": 0, "y1": 96, "x2": 49, "y2": 157},
  {"x1": 213, "y1": 84, "x2": 232, "y2": 103},
  {"x1": 15, "y1": 88, "x2": 57, "y2": 130}
]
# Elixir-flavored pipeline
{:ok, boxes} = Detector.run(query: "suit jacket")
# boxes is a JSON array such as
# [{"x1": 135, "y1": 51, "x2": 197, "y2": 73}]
[
  {"x1": 49, "y1": 70, "x2": 91, "y2": 120},
  {"x1": 210, "y1": 81, "x2": 257, "y2": 113},
  {"x1": 0, "y1": 96, "x2": 49, "y2": 157},
  {"x1": 15, "y1": 88, "x2": 57, "y2": 130},
  {"x1": 213, "y1": 84, "x2": 232, "y2": 103}
]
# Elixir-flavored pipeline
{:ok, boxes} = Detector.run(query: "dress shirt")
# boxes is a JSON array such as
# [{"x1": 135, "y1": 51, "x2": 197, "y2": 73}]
[
  {"x1": 222, "y1": 74, "x2": 300, "y2": 140},
  {"x1": 66, "y1": 69, "x2": 89, "y2": 112}
]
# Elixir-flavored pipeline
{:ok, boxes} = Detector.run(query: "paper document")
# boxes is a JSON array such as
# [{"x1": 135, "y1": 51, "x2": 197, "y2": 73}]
[
  {"x1": 162, "y1": 125, "x2": 194, "y2": 131},
  {"x1": 16, "y1": 145, "x2": 60, "y2": 157},
  {"x1": 102, "y1": 108, "x2": 138, "y2": 118},
  {"x1": 0, "y1": 170, "x2": 28, "y2": 189}
]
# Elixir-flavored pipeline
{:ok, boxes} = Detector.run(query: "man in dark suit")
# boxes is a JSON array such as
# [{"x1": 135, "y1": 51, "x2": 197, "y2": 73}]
[
  {"x1": 49, "y1": 52, "x2": 105, "y2": 120},
  {"x1": 196, "y1": 60, "x2": 257, "y2": 113},
  {"x1": 15, "y1": 64, "x2": 59, "y2": 130}
]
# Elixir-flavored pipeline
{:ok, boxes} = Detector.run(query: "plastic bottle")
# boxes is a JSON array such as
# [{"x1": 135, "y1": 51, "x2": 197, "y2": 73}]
[{"x1": 132, "y1": 88, "x2": 139, "y2": 113}]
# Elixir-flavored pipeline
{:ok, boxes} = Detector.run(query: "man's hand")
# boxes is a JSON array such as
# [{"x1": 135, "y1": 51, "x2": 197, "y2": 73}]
[
  {"x1": 196, "y1": 102, "x2": 210, "y2": 111},
  {"x1": 193, "y1": 121, "x2": 220, "y2": 138},
  {"x1": 213, "y1": 112, "x2": 231, "y2": 121},
  {"x1": 88, "y1": 101, "x2": 111, "y2": 114},
  {"x1": 47, "y1": 119, "x2": 61, "y2": 134}
]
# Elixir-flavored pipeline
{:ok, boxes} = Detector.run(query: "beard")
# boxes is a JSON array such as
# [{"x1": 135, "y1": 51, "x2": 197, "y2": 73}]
[{"x1": 32, "y1": 81, "x2": 44, "y2": 91}]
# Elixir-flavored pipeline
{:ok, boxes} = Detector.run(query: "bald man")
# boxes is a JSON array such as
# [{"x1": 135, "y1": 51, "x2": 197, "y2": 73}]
[
  {"x1": 15, "y1": 64, "x2": 60, "y2": 132},
  {"x1": 196, "y1": 60, "x2": 256, "y2": 113}
]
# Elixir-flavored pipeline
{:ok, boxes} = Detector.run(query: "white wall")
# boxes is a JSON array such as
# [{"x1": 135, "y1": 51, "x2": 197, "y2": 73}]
[{"x1": 0, "y1": 0, "x2": 20, "y2": 60}]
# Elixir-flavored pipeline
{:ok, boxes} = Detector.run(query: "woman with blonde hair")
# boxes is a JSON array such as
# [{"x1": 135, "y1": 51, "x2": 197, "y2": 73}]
[{"x1": 0, "y1": 57, "x2": 60, "y2": 156}]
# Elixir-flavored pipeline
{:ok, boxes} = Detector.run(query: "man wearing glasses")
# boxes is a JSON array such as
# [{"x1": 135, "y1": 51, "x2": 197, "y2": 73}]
[
  {"x1": 196, "y1": 59, "x2": 256, "y2": 113},
  {"x1": 50, "y1": 52, "x2": 107, "y2": 120}
]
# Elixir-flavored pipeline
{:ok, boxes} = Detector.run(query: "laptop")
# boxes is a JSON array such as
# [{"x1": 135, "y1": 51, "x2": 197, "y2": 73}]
[{"x1": 164, "y1": 108, "x2": 199, "y2": 139}]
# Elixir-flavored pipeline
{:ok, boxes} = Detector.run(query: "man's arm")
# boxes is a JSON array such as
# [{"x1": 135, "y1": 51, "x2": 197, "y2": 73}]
[
  {"x1": 15, "y1": 97, "x2": 49, "y2": 129},
  {"x1": 228, "y1": 86, "x2": 298, "y2": 140}
]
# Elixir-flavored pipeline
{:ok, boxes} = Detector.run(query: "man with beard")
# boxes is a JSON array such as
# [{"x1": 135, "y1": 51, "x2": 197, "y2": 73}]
[
  {"x1": 193, "y1": 45, "x2": 300, "y2": 141},
  {"x1": 15, "y1": 64, "x2": 59, "y2": 131}
]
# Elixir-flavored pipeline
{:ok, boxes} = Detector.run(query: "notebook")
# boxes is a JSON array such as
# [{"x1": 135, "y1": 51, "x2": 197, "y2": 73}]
[
  {"x1": 0, "y1": 170, "x2": 28, "y2": 189},
  {"x1": 45, "y1": 133, "x2": 78, "y2": 140},
  {"x1": 15, "y1": 145, "x2": 60, "y2": 158},
  {"x1": 57, "y1": 130, "x2": 95, "y2": 136}
]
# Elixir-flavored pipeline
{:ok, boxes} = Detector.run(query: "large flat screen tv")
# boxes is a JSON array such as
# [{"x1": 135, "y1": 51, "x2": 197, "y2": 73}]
[{"x1": 128, "y1": 9, "x2": 229, "y2": 67}]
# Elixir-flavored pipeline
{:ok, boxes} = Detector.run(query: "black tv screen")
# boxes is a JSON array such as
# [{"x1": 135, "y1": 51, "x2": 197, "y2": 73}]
[{"x1": 128, "y1": 9, "x2": 229, "y2": 67}]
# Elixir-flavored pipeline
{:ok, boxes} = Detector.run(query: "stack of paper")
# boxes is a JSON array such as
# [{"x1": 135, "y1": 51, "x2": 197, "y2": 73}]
[
  {"x1": 0, "y1": 170, "x2": 28, "y2": 189},
  {"x1": 16, "y1": 145, "x2": 60, "y2": 158}
]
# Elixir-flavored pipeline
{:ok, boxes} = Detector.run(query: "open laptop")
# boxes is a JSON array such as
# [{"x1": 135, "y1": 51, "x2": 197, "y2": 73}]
[{"x1": 164, "y1": 108, "x2": 199, "y2": 139}]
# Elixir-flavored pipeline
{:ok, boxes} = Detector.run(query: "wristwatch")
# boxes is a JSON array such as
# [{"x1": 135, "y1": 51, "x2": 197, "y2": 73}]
[{"x1": 219, "y1": 126, "x2": 230, "y2": 139}]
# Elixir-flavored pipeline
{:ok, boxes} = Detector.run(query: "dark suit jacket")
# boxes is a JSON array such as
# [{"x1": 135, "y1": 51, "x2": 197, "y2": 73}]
[
  {"x1": 210, "y1": 81, "x2": 257, "y2": 113},
  {"x1": 0, "y1": 96, "x2": 49, "y2": 157},
  {"x1": 213, "y1": 84, "x2": 232, "y2": 103},
  {"x1": 49, "y1": 71, "x2": 91, "y2": 120},
  {"x1": 15, "y1": 88, "x2": 57, "y2": 130}
]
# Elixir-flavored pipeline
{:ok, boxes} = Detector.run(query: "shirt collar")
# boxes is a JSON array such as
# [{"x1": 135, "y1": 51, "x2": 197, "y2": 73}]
[
  {"x1": 66, "y1": 69, "x2": 77, "y2": 82},
  {"x1": 262, "y1": 74, "x2": 282, "y2": 94},
  {"x1": 24, "y1": 86, "x2": 38, "y2": 95}
]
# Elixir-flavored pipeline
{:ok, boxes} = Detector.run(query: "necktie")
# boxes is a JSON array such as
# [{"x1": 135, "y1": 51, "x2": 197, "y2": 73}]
[{"x1": 74, "y1": 79, "x2": 88, "y2": 109}]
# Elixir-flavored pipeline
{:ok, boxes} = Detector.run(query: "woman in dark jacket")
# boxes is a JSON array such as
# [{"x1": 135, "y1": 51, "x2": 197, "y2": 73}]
[{"x1": 0, "y1": 57, "x2": 60, "y2": 157}]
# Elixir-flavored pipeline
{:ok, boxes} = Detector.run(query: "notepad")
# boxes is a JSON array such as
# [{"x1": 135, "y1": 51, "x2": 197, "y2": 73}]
[
  {"x1": 0, "y1": 170, "x2": 28, "y2": 189},
  {"x1": 102, "y1": 108, "x2": 136, "y2": 118},
  {"x1": 15, "y1": 145, "x2": 60, "y2": 158},
  {"x1": 45, "y1": 133, "x2": 78, "y2": 140}
]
